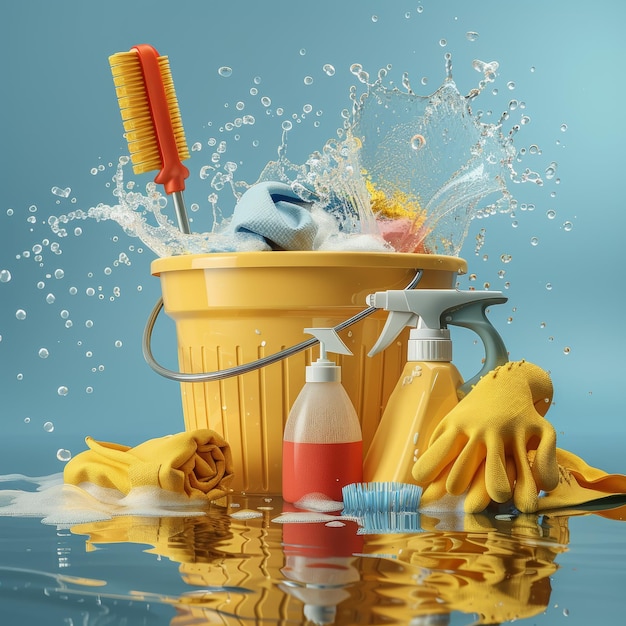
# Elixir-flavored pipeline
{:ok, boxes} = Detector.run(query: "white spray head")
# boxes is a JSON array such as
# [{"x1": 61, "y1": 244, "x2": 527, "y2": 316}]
[{"x1": 304, "y1": 328, "x2": 353, "y2": 382}]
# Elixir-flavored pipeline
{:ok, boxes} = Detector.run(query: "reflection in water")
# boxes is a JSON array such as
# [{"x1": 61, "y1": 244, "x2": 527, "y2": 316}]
[{"x1": 62, "y1": 496, "x2": 626, "y2": 625}]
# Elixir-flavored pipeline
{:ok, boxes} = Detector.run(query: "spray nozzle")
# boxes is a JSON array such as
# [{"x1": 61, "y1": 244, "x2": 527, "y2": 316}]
[
  {"x1": 304, "y1": 328, "x2": 353, "y2": 383},
  {"x1": 366, "y1": 289, "x2": 509, "y2": 396}
]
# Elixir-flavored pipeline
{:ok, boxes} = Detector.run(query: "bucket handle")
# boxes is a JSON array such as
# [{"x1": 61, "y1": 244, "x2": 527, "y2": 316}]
[{"x1": 142, "y1": 268, "x2": 425, "y2": 383}]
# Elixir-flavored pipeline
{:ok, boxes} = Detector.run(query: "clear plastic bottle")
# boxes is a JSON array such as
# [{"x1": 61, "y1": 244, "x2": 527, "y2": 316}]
[{"x1": 282, "y1": 329, "x2": 363, "y2": 503}]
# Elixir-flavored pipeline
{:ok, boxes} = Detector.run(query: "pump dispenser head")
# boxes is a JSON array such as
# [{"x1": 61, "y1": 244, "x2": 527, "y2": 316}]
[{"x1": 304, "y1": 328, "x2": 353, "y2": 383}]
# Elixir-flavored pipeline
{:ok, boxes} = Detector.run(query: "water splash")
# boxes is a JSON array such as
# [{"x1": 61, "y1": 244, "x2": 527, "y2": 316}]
[{"x1": 47, "y1": 58, "x2": 527, "y2": 258}]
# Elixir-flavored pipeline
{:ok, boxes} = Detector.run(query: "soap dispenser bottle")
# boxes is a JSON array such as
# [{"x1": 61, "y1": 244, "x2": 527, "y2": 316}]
[
  {"x1": 363, "y1": 289, "x2": 509, "y2": 486},
  {"x1": 282, "y1": 328, "x2": 363, "y2": 504}
]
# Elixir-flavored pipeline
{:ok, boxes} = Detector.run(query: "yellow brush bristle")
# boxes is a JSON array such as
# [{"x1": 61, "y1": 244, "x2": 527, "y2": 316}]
[{"x1": 109, "y1": 50, "x2": 190, "y2": 175}]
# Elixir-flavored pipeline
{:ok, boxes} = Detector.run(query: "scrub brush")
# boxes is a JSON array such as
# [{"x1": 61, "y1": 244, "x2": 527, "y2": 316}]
[
  {"x1": 342, "y1": 482, "x2": 423, "y2": 534},
  {"x1": 109, "y1": 44, "x2": 191, "y2": 234}
]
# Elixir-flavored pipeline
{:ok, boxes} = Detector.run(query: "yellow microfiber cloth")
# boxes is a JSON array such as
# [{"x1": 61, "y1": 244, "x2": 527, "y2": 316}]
[
  {"x1": 412, "y1": 360, "x2": 626, "y2": 513},
  {"x1": 535, "y1": 448, "x2": 626, "y2": 512},
  {"x1": 64, "y1": 429, "x2": 234, "y2": 501}
]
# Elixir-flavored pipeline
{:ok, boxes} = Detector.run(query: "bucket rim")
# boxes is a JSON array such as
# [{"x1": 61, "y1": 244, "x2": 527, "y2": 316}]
[{"x1": 151, "y1": 251, "x2": 467, "y2": 276}]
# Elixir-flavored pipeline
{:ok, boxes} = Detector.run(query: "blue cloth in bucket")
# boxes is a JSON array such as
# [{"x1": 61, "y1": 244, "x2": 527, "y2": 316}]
[{"x1": 228, "y1": 181, "x2": 318, "y2": 250}]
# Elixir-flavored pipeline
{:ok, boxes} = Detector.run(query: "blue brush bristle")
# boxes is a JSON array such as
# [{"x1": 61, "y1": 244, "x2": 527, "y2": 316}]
[
  {"x1": 357, "y1": 511, "x2": 422, "y2": 535},
  {"x1": 341, "y1": 481, "x2": 422, "y2": 516}
]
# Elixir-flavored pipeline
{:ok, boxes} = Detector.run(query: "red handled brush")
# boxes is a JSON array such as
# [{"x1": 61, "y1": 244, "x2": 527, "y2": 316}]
[{"x1": 109, "y1": 44, "x2": 191, "y2": 234}]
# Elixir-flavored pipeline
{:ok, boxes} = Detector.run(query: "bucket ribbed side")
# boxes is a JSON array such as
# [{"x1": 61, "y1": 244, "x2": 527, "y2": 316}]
[{"x1": 175, "y1": 316, "x2": 404, "y2": 494}]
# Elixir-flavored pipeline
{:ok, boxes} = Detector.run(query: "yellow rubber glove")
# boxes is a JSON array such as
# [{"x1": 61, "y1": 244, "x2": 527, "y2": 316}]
[{"x1": 412, "y1": 361, "x2": 559, "y2": 513}]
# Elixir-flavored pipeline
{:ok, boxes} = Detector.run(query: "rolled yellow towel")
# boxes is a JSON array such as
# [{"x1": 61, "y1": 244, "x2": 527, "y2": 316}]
[{"x1": 64, "y1": 429, "x2": 234, "y2": 501}]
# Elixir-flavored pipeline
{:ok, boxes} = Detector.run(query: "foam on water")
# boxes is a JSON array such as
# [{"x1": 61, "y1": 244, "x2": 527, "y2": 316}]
[{"x1": 0, "y1": 473, "x2": 208, "y2": 526}]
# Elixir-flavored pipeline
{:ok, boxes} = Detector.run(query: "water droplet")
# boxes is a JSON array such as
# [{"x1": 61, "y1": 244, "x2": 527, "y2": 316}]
[
  {"x1": 371, "y1": 14, "x2": 378, "y2": 22},
  {"x1": 74, "y1": 227, "x2": 82, "y2": 236},
  {"x1": 560, "y1": 123, "x2": 568, "y2": 132},
  {"x1": 86, "y1": 386, "x2": 93, "y2": 394},
  {"x1": 85, "y1": 320, "x2": 94, "y2": 328},
  {"x1": 86, "y1": 287, "x2": 95, "y2": 296},
  {"x1": 530, "y1": 236, "x2": 539, "y2": 246},
  {"x1": 38, "y1": 348, "x2": 49, "y2": 359},
  {"x1": 299, "y1": 47, "x2": 306, "y2": 56},
  {"x1": 439, "y1": 38, "x2": 447, "y2": 47},
  {"x1": 563, "y1": 221, "x2": 573, "y2": 232},
  {"x1": 547, "y1": 209, "x2": 557, "y2": 219},
  {"x1": 60, "y1": 310, "x2": 70, "y2": 319},
  {"x1": 540, "y1": 322, "x2": 546, "y2": 329},
  {"x1": 500, "y1": 254, "x2": 513, "y2": 263},
  {"x1": 507, "y1": 81, "x2": 516, "y2": 90},
  {"x1": 0, "y1": 269, "x2": 11, "y2": 283},
  {"x1": 546, "y1": 283, "x2": 553, "y2": 290},
  {"x1": 545, "y1": 161, "x2": 558, "y2": 179},
  {"x1": 421, "y1": 76, "x2": 428, "y2": 85},
  {"x1": 43, "y1": 421, "x2": 55, "y2": 432},
  {"x1": 16, "y1": 309, "x2": 27, "y2": 320},
  {"x1": 57, "y1": 386, "x2": 69, "y2": 396},
  {"x1": 322, "y1": 63, "x2": 335, "y2": 77},
  {"x1": 466, "y1": 31, "x2": 479, "y2": 42},
  {"x1": 191, "y1": 142, "x2": 202, "y2": 152},
  {"x1": 54, "y1": 269, "x2": 64, "y2": 279},
  {"x1": 281, "y1": 120, "x2": 292, "y2": 131},
  {"x1": 45, "y1": 293, "x2": 55, "y2": 304},
  {"x1": 563, "y1": 347, "x2": 571, "y2": 355},
  {"x1": 218, "y1": 66, "x2": 232, "y2": 78},
  {"x1": 507, "y1": 317, "x2": 514, "y2": 324},
  {"x1": 303, "y1": 75, "x2": 314, "y2": 85},
  {"x1": 410, "y1": 134, "x2": 426, "y2": 151},
  {"x1": 261, "y1": 96, "x2": 271, "y2": 107},
  {"x1": 114, "y1": 340, "x2": 123, "y2": 348},
  {"x1": 57, "y1": 449, "x2": 72, "y2": 462},
  {"x1": 51, "y1": 186, "x2": 71, "y2": 198},
  {"x1": 24, "y1": 417, "x2": 30, "y2": 424}
]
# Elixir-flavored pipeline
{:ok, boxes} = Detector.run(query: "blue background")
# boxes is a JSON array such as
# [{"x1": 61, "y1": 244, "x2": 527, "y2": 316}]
[{"x1": 2, "y1": 0, "x2": 625, "y2": 476}]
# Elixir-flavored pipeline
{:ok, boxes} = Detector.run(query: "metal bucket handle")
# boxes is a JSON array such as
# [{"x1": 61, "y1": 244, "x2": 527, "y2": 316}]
[{"x1": 142, "y1": 268, "x2": 425, "y2": 383}]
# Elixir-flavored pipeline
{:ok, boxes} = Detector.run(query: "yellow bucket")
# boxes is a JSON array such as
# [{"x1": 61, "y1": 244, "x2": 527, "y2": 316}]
[{"x1": 151, "y1": 251, "x2": 466, "y2": 495}]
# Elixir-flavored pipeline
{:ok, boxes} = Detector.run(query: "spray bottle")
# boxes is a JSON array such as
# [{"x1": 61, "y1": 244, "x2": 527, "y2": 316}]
[
  {"x1": 282, "y1": 328, "x2": 363, "y2": 503},
  {"x1": 363, "y1": 289, "x2": 509, "y2": 485}
]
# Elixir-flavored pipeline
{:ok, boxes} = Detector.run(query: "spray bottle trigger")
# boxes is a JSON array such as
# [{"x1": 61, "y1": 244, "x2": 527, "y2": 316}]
[
  {"x1": 304, "y1": 328, "x2": 353, "y2": 357},
  {"x1": 443, "y1": 298, "x2": 509, "y2": 398},
  {"x1": 367, "y1": 311, "x2": 418, "y2": 357}
]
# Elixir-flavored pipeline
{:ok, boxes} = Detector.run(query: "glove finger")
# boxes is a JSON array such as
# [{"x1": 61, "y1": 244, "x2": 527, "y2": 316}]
[
  {"x1": 512, "y1": 436, "x2": 539, "y2": 513},
  {"x1": 463, "y1": 462, "x2": 492, "y2": 513},
  {"x1": 484, "y1": 435, "x2": 514, "y2": 503},
  {"x1": 445, "y1": 437, "x2": 487, "y2": 496},
  {"x1": 412, "y1": 431, "x2": 467, "y2": 485},
  {"x1": 419, "y1": 472, "x2": 452, "y2": 509},
  {"x1": 528, "y1": 421, "x2": 559, "y2": 492}
]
